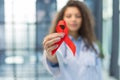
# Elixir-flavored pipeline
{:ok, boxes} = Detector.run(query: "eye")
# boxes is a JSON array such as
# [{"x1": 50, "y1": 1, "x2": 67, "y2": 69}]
[
  {"x1": 76, "y1": 15, "x2": 82, "y2": 18},
  {"x1": 65, "y1": 15, "x2": 71, "y2": 18}
]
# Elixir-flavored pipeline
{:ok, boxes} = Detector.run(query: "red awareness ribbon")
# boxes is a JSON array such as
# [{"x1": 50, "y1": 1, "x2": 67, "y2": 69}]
[{"x1": 51, "y1": 20, "x2": 76, "y2": 56}]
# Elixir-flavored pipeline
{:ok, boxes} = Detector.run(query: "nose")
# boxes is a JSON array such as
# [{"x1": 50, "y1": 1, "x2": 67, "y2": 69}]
[{"x1": 71, "y1": 16, "x2": 76, "y2": 22}]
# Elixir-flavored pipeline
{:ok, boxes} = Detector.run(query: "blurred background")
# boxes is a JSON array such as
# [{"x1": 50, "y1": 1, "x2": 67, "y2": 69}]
[{"x1": 0, "y1": 0, "x2": 119, "y2": 80}]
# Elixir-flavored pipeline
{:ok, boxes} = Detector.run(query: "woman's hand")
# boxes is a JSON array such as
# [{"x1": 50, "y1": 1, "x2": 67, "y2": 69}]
[{"x1": 43, "y1": 33, "x2": 65, "y2": 63}]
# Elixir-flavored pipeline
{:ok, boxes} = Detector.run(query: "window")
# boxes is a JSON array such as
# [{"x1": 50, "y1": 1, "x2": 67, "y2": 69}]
[{"x1": 102, "y1": 0, "x2": 113, "y2": 71}]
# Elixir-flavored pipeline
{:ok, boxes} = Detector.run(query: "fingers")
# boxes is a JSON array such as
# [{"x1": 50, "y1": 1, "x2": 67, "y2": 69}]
[
  {"x1": 44, "y1": 37, "x2": 61, "y2": 49},
  {"x1": 43, "y1": 33, "x2": 63, "y2": 63},
  {"x1": 46, "y1": 45, "x2": 58, "y2": 56},
  {"x1": 43, "y1": 33, "x2": 64, "y2": 45},
  {"x1": 43, "y1": 33, "x2": 65, "y2": 58}
]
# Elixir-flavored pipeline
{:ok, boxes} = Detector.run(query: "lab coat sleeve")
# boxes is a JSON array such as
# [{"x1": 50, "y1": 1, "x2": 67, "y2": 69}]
[
  {"x1": 42, "y1": 42, "x2": 66, "y2": 77},
  {"x1": 96, "y1": 57, "x2": 102, "y2": 80},
  {"x1": 42, "y1": 50, "x2": 61, "y2": 76},
  {"x1": 94, "y1": 43, "x2": 102, "y2": 80}
]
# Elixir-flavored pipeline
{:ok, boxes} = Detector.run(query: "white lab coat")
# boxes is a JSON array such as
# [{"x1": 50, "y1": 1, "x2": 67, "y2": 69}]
[{"x1": 42, "y1": 39, "x2": 102, "y2": 80}]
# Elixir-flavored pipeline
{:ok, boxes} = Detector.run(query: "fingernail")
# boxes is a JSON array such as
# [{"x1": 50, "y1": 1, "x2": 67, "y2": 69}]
[{"x1": 61, "y1": 33, "x2": 65, "y2": 38}]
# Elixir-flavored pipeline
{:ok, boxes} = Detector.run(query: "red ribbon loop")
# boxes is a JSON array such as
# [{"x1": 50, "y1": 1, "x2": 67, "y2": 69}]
[{"x1": 52, "y1": 20, "x2": 76, "y2": 56}]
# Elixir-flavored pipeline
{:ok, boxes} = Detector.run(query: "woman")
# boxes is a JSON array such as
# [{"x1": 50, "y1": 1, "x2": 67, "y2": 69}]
[{"x1": 42, "y1": 1, "x2": 102, "y2": 80}]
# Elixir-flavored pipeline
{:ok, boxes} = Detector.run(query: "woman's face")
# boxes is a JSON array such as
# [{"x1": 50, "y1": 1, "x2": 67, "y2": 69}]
[{"x1": 63, "y1": 7, "x2": 82, "y2": 33}]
